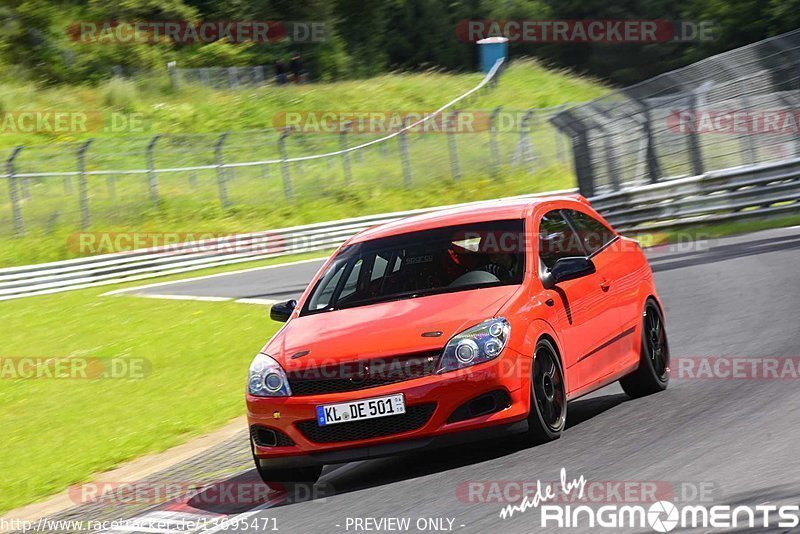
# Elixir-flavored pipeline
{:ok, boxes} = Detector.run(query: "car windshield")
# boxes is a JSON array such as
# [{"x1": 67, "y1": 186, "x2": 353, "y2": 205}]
[{"x1": 301, "y1": 219, "x2": 526, "y2": 315}]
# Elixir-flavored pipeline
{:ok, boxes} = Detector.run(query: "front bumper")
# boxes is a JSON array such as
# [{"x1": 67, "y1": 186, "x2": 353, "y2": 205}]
[{"x1": 247, "y1": 348, "x2": 530, "y2": 468}]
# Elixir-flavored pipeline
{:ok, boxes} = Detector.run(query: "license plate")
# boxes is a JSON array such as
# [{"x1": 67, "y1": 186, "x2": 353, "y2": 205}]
[{"x1": 316, "y1": 394, "x2": 406, "y2": 426}]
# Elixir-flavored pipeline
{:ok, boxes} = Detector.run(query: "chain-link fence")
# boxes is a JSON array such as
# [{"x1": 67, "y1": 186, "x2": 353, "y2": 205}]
[
  {"x1": 0, "y1": 60, "x2": 574, "y2": 239},
  {"x1": 551, "y1": 29, "x2": 800, "y2": 197}
]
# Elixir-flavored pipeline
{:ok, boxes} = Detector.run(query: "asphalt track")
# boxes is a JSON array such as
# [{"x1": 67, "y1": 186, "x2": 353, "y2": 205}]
[{"x1": 75, "y1": 226, "x2": 800, "y2": 533}]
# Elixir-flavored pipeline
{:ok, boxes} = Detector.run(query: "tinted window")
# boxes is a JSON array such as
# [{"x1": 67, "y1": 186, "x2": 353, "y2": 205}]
[
  {"x1": 538, "y1": 210, "x2": 585, "y2": 269},
  {"x1": 301, "y1": 219, "x2": 525, "y2": 314},
  {"x1": 567, "y1": 210, "x2": 616, "y2": 255}
]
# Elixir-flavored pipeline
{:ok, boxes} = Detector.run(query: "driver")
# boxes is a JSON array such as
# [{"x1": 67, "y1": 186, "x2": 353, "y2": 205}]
[{"x1": 482, "y1": 253, "x2": 514, "y2": 280}]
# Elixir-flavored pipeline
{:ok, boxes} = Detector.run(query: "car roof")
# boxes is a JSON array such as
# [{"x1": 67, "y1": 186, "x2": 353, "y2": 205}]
[{"x1": 347, "y1": 195, "x2": 584, "y2": 244}]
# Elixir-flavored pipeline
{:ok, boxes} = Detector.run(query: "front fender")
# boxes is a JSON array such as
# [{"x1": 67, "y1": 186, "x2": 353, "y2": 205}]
[{"x1": 516, "y1": 318, "x2": 571, "y2": 397}]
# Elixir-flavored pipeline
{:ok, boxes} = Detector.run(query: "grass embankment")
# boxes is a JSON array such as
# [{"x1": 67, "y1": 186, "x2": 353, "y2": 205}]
[
  {"x1": 0, "y1": 60, "x2": 607, "y2": 266},
  {"x1": 0, "y1": 251, "x2": 330, "y2": 514}
]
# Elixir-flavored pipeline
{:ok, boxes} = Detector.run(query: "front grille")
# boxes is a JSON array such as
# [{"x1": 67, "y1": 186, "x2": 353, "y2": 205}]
[
  {"x1": 295, "y1": 403, "x2": 436, "y2": 443},
  {"x1": 250, "y1": 425, "x2": 295, "y2": 447},
  {"x1": 287, "y1": 352, "x2": 440, "y2": 396}
]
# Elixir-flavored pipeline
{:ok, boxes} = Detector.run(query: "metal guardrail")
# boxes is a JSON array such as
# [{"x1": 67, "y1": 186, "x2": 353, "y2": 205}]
[{"x1": 594, "y1": 157, "x2": 800, "y2": 232}]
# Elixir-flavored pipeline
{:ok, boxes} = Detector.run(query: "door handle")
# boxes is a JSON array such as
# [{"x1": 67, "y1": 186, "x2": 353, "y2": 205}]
[{"x1": 600, "y1": 278, "x2": 611, "y2": 291}]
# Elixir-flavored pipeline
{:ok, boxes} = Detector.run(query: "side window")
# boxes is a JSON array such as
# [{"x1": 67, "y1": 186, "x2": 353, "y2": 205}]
[
  {"x1": 566, "y1": 210, "x2": 616, "y2": 256},
  {"x1": 339, "y1": 259, "x2": 363, "y2": 300},
  {"x1": 307, "y1": 262, "x2": 346, "y2": 310},
  {"x1": 538, "y1": 210, "x2": 585, "y2": 269},
  {"x1": 371, "y1": 254, "x2": 389, "y2": 281}
]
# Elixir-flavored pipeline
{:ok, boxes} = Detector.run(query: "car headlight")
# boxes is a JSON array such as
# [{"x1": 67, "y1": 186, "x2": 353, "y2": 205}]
[
  {"x1": 437, "y1": 318, "x2": 511, "y2": 373},
  {"x1": 248, "y1": 353, "x2": 292, "y2": 397}
]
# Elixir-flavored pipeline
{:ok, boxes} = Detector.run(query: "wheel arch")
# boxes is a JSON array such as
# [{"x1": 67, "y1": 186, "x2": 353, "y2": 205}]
[{"x1": 520, "y1": 318, "x2": 570, "y2": 397}]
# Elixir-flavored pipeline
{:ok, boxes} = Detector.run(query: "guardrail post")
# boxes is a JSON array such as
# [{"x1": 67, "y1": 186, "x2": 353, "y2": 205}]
[
  {"x1": 77, "y1": 139, "x2": 93, "y2": 230},
  {"x1": 278, "y1": 128, "x2": 294, "y2": 200},
  {"x1": 189, "y1": 171, "x2": 198, "y2": 189},
  {"x1": 214, "y1": 132, "x2": 230, "y2": 208},
  {"x1": 687, "y1": 93, "x2": 705, "y2": 176},
  {"x1": 399, "y1": 118, "x2": 413, "y2": 188},
  {"x1": 6, "y1": 146, "x2": 24, "y2": 237},
  {"x1": 447, "y1": 111, "x2": 461, "y2": 181},
  {"x1": 489, "y1": 106, "x2": 502, "y2": 175},
  {"x1": 146, "y1": 135, "x2": 161, "y2": 204},
  {"x1": 339, "y1": 121, "x2": 353, "y2": 186}
]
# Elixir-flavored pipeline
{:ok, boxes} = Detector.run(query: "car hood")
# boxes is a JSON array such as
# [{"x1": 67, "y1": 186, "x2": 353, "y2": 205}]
[{"x1": 263, "y1": 285, "x2": 521, "y2": 371}]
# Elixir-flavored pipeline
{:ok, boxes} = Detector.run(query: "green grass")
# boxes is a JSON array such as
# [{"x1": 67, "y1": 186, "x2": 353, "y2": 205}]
[
  {"x1": 0, "y1": 59, "x2": 606, "y2": 147},
  {"x1": 0, "y1": 59, "x2": 605, "y2": 266},
  {"x1": 0, "y1": 250, "x2": 333, "y2": 514}
]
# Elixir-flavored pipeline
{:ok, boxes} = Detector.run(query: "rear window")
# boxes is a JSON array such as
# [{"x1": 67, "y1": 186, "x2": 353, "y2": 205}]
[{"x1": 302, "y1": 219, "x2": 525, "y2": 315}]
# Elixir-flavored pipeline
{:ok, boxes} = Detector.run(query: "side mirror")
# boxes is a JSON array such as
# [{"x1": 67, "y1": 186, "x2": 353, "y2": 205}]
[
  {"x1": 541, "y1": 257, "x2": 596, "y2": 289},
  {"x1": 270, "y1": 299, "x2": 297, "y2": 322}
]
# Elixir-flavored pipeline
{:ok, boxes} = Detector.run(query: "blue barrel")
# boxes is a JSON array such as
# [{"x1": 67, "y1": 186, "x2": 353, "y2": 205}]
[{"x1": 478, "y1": 37, "x2": 509, "y2": 73}]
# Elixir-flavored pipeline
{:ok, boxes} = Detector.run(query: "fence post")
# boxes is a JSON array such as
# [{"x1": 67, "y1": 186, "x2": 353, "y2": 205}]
[
  {"x1": 146, "y1": 135, "x2": 161, "y2": 204},
  {"x1": 549, "y1": 110, "x2": 596, "y2": 197},
  {"x1": 489, "y1": 106, "x2": 502, "y2": 175},
  {"x1": 339, "y1": 121, "x2": 353, "y2": 186},
  {"x1": 21, "y1": 175, "x2": 31, "y2": 200},
  {"x1": 739, "y1": 95, "x2": 758, "y2": 164},
  {"x1": 447, "y1": 111, "x2": 461, "y2": 181},
  {"x1": 77, "y1": 139, "x2": 93, "y2": 230},
  {"x1": 278, "y1": 128, "x2": 294, "y2": 200},
  {"x1": 168, "y1": 61, "x2": 179, "y2": 90},
  {"x1": 513, "y1": 110, "x2": 535, "y2": 170},
  {"x1": 687, "y1": 92, "x2": 705, "y2": 176},
  {"x1": 228, "y1": 67, "x2": 239, "y2": 89},
  {"x1": 6, "y1": 146, "x2": 24, "y2": 237},
  {"x1": 399, "y1": 117, "x2": 413, "y2": 188},
  {"x1": 553, "y1": 105, "x2": 568, "y2": 165},
  {"x1": 214, "y1": 132, "x2": 230, "y2": 208},
  {"x1": 636, "y1": 100, "x2": 662, "y2": 183}
]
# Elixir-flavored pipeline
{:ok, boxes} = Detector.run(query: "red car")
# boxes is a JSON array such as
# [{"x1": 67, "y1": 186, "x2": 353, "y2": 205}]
[{"x1": 246, "y1": 195, "x2": 669, "y2": 484}]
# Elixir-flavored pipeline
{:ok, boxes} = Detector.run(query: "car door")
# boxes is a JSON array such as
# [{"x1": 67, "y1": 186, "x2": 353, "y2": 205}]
[
  {"x1": 537, "y1": 209, "x2": 621, "y2": 395},
  {"x1": 564, "y1": 209, "x2": 641, "y2": 373}
]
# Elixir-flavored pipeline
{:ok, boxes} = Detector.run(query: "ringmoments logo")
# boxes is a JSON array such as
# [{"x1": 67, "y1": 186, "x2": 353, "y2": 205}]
[{"x1": 499, "y1": 469, "x2": 800, "y2": 531}]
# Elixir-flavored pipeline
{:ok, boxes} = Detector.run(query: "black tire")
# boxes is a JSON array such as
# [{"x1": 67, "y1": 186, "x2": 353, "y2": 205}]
[
  {"x1": 620, "y1": 298, "x2": 670, "y2": 398},
  {"x1": 252, "y1": 455, "x2": 322, "y2": 490},
  {"x1": 521, "y1": 338, "x2": 567, "y2": 444}
]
